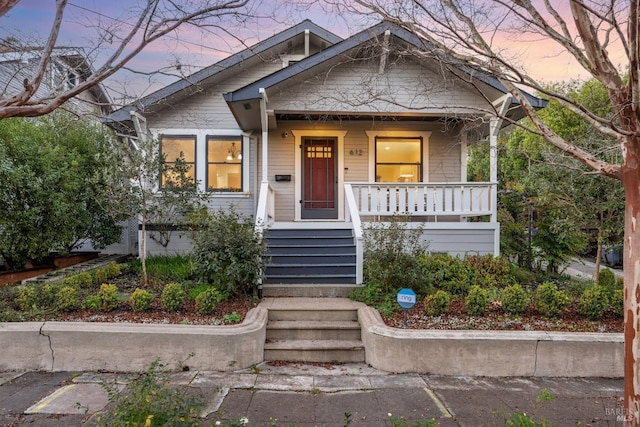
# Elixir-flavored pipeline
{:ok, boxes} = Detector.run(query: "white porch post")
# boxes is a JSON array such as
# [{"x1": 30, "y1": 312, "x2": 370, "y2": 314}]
[
  {"x1": 259, "y1": 88, "x2": 269, "y2": 183},
  {"x1": 490, "y1": 95, "x2": 513, "y2": 256}
]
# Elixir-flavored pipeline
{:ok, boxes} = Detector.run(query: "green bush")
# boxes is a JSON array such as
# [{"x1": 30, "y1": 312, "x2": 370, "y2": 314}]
[
  {"x1": 423, "y1": 290, "x2": 451, "y2": 316},
  {"x1": 419, "y1": 254, "x2": 469, "y2": 295},
  {"x1": 500, "y1": 284, "x2": 528, "y2": 315},
  {"x1": 63, "y1": 272, "x2": 93, "y2": 288},
  {"x1": 129, "y1": 288, "x2": 154, "y2": 312},
  {"x1": 161, "y1": 283, "x2": 185, "y2": 312},
  {"x1": 92, "y1": 358, "x2": 203, "y2": 427},
  {"x1": 40, "y1": 283, "x2": 59, "y2": 307},
  {"x1": 578, "y1": 285, "x2": 609, "y2": 320},
  {"x1": 194, "y1": 287, "x2": 221, "y2": 316},
  {"x1": 598, "y1": 268, "x2": 617, "y2": 297},
  {"x1": 106, "y1": 261, "x2": 121, "y2": 279},
  {"x1": 190, "y1": 207, "x2": 267, "y2": 296},
  {"x1": 55, "y1": 286, "x2": 80, "y2": 312},
  {"x1": 612, "y1": 288, "x2": 624, "y2": 317},
  {"x1": 88, "y1": 283, "x2": 120, "y2": 312},
  {"x1": 534, "y1": 282, "x2": 571, "y2": 318},
  {"x1": 223, "y1": 312, "x2": 242, "y2": 324},
  {"x1": 94, "y1": 268, "x2": 108, "y2": 285},
  {"x1": 465, "y1": 285, "x2": 488, "y2": 316},
  {"x1": 16, "y1": 286, "x2": 37, "y2": 311},
  {"x1": 465, "y1": 255, "x2": 513, "y2": 289}
]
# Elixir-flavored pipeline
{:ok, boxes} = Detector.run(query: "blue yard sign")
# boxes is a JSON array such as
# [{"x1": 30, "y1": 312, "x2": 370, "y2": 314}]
[{"x1": 397, "y1": 288, "x2": 417, "y2": 309}]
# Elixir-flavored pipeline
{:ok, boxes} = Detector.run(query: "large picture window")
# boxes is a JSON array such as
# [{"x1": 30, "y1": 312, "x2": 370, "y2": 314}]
[
  {"x1": 160, "y1": 135, "x2": 196, "y2": 188},
  {"x1": 375, "y1": 137, "x2": 422, "y2": 182},
  {"x1": 207, "y1": 136, "x2": 242, "y2": 192}
]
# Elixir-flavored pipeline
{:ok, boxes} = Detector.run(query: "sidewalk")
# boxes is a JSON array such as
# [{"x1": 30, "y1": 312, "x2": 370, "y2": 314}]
[{"x1": 0, "y1": 363, "x2": 624, "y2": 426}]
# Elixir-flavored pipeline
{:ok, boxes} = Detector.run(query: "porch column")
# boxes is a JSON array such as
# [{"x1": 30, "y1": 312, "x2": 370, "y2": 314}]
[
  {"x1": 489, "y1": 95, "x2": 513, "y2": 222},
  {"x1": 259, "y1": 88, "x2": 268, "y2": 183}
]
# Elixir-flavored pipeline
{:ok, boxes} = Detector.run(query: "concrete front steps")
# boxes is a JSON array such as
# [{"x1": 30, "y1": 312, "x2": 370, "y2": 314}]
[{"x1": 262, "y1": 298, "x2": 365, "y2": 363}]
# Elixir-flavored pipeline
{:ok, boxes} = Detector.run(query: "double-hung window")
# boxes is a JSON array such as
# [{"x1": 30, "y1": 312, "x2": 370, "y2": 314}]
[
  {"x1": 207, "y1": 136, "x2": 242, "y2": 192},
  {"x1": 375, "y1": 137, "x2": 422, "y2": 182},
  {"x1": 160, "y1": 135, "x2": 196, "y2": 188}
]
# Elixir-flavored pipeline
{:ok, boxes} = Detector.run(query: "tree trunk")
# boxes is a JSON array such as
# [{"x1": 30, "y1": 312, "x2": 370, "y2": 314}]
[
  {"x1": 595, "y1": 228, "x2": 603, "y2": 283},
  {"x1": 622, "y1": 159, "x2": 640, "y2": 425},
  {"x1": 140, "y1": 216, "x2": 148, "y2": 286}
]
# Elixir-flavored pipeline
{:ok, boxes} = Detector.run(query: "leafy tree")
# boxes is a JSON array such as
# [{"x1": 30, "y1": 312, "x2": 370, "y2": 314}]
[{"x1": 0, "y1": 112, "x2": 124, "y2": 269}]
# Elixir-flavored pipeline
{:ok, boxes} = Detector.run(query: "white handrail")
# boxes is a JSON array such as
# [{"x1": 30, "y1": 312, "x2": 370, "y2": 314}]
[
  {"x1": 255, "y1": 181, "x2": 274, "y2": 235},
  {"x1": 344, "y1": 183, "x2": 364, "y2": 285},
  {"x1": 347, "y1": 182, "x2": 495, "y2": 217}
]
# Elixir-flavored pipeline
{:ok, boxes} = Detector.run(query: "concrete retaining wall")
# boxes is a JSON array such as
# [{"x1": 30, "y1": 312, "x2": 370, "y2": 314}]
[
  {"x1": 358, "y1": 306, "x2": 623, "y2": 377},
  {"x1": 0, "y1": 305, "x2": 267, "y2": 372}
]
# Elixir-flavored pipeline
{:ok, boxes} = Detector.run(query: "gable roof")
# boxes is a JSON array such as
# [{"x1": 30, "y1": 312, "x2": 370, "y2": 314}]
[
  {"x1": 105, "y1": 19, "x2": 342, "y2": 128},
  {"x1": 0, "y1": 47, "x2": 112, "y2": 115},
  {"x1": 223, "y1": 20, "x2": 546, "y2": 128}
]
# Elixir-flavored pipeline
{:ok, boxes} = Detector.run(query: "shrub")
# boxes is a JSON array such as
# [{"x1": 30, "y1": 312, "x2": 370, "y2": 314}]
[
  {"x1": 55, "y1": 286, "x2": 80, "y2": 312},
  {"x1": 598, "y1": 268, "x2": 617, "y2": 297},
  {"x1": 88, "y1": 283, "x2": 120, "y2": 312},
  {"x1": 418, "y1": 254, "x2": 469, "y2": 295},
  {"x1": 190, "y1": 207, "x2": 267, "y2": 296},
  {"x1": 94, "y1": 268, "x2": 108, "y2": 285},
  {"x1": 223, "y1": 312, "x2": 242, "y2": 324},
  {"x1": 194, "y1": 287, "x2": 221, "y2": 316},
  {"x1": 161, "y1": 282, "x2": 185, "y2": 312},
  {"x1": 129, "y1": 288, "x2": 154, "y2": 312},
  {"x1": 465, "y1": 285, "x2": 488, "y2": 316},
  {"x1": 39, "y1": 283, "x2": 59, "y2": 307},
  {"x1": 612, "y1": 289, "x2": 624, "y2": 317},
  {"x1": 534, "y1": 282, "x2": 571, "y2": 318},
  {"x1": 465, "y1": 255, "x2": 513, "y2": 289},
  {"x1": 106, "y1": 261, "x2": 121, "y2": 278},
  {"x1": 16, "y1": 286, "x2": 38, "y2": 311},
  {"x1": 66, "y1": 272, "x2": 93, "y2": 288},
  {"x1": 578, "y1": 285, "x2": 609, "y2": 320},
  {"x1": 500, "y1": 284, "x2": 528, "y2": 315},
  {"x1": 423, "y1": 290, "x2": 451, "y2": 316}
]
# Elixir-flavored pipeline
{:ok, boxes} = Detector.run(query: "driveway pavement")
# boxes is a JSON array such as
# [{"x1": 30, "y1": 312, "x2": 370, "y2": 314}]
[{"x1": 0, "y1": 363, "x2": 624, "y2": 426}]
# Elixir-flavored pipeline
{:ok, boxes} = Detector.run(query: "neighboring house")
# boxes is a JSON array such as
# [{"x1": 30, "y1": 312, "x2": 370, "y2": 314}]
[
  {"x1": 0, "y1": 46, "x2": 111, "y2": 116},
  {"x1": 106, "y1": 20, "x2": 546, "y2": 285},
  {"x1": 0, "y1": 45, "x2": 137, "y2": 256}
]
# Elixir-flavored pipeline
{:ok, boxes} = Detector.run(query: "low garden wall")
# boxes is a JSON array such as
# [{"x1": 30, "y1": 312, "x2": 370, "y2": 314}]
[
  {"x1": 0, "y1": 305, "x2": 267, "y2": 372},
  {"x1": 358, "y1": 306, "x2": 624, "y2": 377}
]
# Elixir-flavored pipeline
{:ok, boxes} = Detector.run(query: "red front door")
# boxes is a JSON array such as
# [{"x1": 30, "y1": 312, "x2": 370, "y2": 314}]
[{"x1": 301, "y1": 138, "x2": 338, "y2": 219}]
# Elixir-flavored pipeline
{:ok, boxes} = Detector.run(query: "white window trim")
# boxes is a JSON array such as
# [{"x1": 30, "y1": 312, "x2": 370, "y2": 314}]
[
  {"x1": 365, "y1": 130, "x2": 432, "y2": 182},
  {"x1": 291, "y1": 129, "x2": 347, "y2": 221}
]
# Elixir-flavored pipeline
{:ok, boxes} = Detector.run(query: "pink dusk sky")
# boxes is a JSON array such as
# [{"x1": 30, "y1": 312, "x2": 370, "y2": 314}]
[{"x1": 0, "y1": 0, "x2": 622, "y2": 100}]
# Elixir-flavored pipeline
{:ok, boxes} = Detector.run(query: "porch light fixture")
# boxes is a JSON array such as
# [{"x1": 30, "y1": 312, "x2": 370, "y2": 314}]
[{"x1": 226, "y1": 142, "x2": 242, "y2": 161}]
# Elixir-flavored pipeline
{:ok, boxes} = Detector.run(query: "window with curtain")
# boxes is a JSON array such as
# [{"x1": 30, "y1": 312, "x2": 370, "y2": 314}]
[
  {"x1": 375, "y1": 137, "x2": 422, "y2": 182},
  {"x1": 160, "y1": 135, "x2": 196, "y2": 188},
  {"x1": 207, "y1": 136, "x2": 242, "y2": 192}
]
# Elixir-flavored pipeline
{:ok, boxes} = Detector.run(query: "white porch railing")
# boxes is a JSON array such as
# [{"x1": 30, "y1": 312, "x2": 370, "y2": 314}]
[
  {"x1": 346, "y1": 182, "x2": 496, "y2": 217},
  {"x1": 255, "y1": 181, "x2": 274, "y2": 236},
  {"x1": 344, "y1": 184, "x2": 364, "y2": 285}
]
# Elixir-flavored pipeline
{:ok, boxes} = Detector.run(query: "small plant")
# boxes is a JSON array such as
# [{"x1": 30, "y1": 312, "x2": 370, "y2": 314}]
[
  {"x1": 88, "y1": 283, "x2": 120, "y2": 312},
  {"x1": 387, "y1": 414, "x2": 438, "y2": 427},
  {"x1": 93, "y1": 358, "x2": 203, "y2": 427},
  {"x1": 423, "y1": 290, "x2": 451, "y2": 316},
  {"x1": 465, "y1": 285, "x2": 488, "y2": 316},
  {"x1": 129, "y1": 288, "x2": 154, "y2": 312},
  {"x1": 598, "y1": 268, "x2": 616, "y2": 297},
  {"x1": 501, "y1": 284, "x2": 528, "y2": 315},
  {"x1": 310, "y1": 387, "x2": 321, "y2": 395},
  {"x1": 94, "y1": 268, "x2": 108, "y2": 285},
  {"x1": 161, "y1": 282, "x2": 185, "y2": 312},
  {"x1": 55, "y1": 286, "x2": 80, "y2": 312},
  {"x1": 106, "y1": 261, "x2": 121, "y2": 278},
  {"x1": 39, "y1": 283, "x2": 59, "y2": 307},
  {"x1": 534, "y1": 282, "x2": 571, "y2": 318},
  {"x1": 612, "y1": 288, "x2": 624, "y2": 317},
  {"x1": 223, "y1": 311, "x2": 242, "y2": 324},
  {"x1": 578, "y1": 285, "x2": 609, "y2": 320},
  {"x1": 194, "y1": 287, "x2": 221, "y2": 315},
  {"x1": 62, "y1": 272, "x2": 92, "y2": 289},
  {"x1": 16, "y1": 286, "x2": 37, "y2": 311}
]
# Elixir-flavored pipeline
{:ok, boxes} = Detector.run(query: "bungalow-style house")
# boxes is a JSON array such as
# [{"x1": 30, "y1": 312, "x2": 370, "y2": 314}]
[{"x1": 106, "y1": 20, "x2": 545, "y2": 285}]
